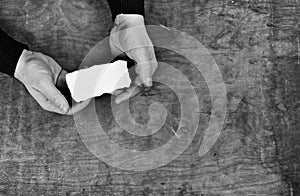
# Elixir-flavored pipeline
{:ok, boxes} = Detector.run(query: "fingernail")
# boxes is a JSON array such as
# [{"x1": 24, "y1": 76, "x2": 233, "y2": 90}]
[
  {"x1": 145, "y1": 78, "x2": 152, "y2": 87},
  {"x1": 115, "y1": 99, "x2": 120, "y2": 104},
  {"x1": 60, "y1": 105, "x2": 69, "y2": 113}
]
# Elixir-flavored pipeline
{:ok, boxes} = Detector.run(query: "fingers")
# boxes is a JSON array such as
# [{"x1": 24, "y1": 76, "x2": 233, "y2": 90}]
[
  {"x1": 136, "y1": 63, "x2": 152, "y2": 87},
  {"x1": 114, "y1": 75, "x2": 144, "y2": 104},
  {"x1": 65, "y1": 98, "x2": 92, "y2": 115},
  {"x1": 134, "y1": 52, "x2": 158, "y2": 88},
  {"x1": 111, "y1": 89, "x2": 124, "y2": 96},
  {"x1": 28, "y1": 87, "x2": 67, "y2": 114},
  {"x1": 80, "y1": 65, "x2": 90, "y2": 70},
  {"x1": 110, "y1": 14, "x2": 158, "y2": 88},
  {"x1": 115, "y1": 85, "x2": 142, "y2": 104},
  {"x1": 35, "y1": 79, "x2": 70, "y2": 113}
]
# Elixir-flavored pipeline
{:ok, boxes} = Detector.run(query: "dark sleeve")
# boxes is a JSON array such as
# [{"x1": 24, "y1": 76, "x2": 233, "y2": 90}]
[
  {"x1": 107, "y1": 0, "x2": 145, "y2": 21},
  {"x1": 0, "y1": 28, "x2": 29, "y2": 77}
]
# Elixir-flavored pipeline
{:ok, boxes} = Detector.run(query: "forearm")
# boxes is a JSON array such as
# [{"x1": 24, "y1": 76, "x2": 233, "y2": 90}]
[
  {"x1": 0, "y1": 28, "x2": 29, "y2": 77},
  {"x1": 107, "y1": 0, "x2": 145, "y2": 21}
]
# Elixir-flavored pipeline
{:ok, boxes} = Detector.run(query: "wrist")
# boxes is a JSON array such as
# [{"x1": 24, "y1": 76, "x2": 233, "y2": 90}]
[
  {"x1": 115, "y1": 14, "x2": 145, "y2": 29},
  {"x1": 56, "y1": 69, "x2": 67, "y2": 85},
  {"x1": 14, "y1": 49, "x2": 32, "y2": 79},
  {"x1": 107, "y1": 0, "x2": 145, "y2": 21}
]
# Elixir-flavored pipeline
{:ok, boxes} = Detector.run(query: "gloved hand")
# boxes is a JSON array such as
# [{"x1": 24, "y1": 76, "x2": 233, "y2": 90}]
[
  {"x1": 109, "y1": 14, "x2": 158, "y2": 104},
  {"x1": 56, "y1": 68, "x2": 92, "y2": 115},
  {"x1": 14, "y1": 49, "x2": 90, "y2": 115}
]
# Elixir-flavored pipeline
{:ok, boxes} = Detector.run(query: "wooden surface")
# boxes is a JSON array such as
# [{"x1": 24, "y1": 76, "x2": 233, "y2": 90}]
[{"x1": 0, "y1": 0, "x2": 299, "y2": 195}]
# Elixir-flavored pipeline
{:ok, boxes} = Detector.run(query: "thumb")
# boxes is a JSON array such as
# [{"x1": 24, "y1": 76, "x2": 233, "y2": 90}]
[
  {"x1": 135, "y1": 60, "x2": 153, "y2": 87},
  {"x1": 133, "y1": 48, "x2": 158, "y2": 87},
  {"x1": 36, "y1": 79, "x2": 70, "y2": 113},
  {"x1": 28, "y1": 87, "x2": 66, "y2": 114}
]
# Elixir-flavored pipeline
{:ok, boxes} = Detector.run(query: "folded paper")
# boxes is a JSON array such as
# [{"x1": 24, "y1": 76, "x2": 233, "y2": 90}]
[{"x1": 66, "y1": 60, "x2": 131, "y2": 102}]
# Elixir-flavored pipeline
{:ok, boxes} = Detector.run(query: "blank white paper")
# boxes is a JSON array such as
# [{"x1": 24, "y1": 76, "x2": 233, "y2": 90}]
[{"x1": 66, "y1": 60, "x2": 131, "y2": 102}]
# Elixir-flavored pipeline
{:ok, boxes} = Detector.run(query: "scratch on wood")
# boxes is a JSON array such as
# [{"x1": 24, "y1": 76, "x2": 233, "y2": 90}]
[
  {"x1": 297, "y1": 37, "x2": 300, "y2": 65},
  {"x1": 289, "y1": 180, "x2": 294, "y2": 196},
  {"x1": 171, "y1": 127, "x2": 179, "y2": 137},
  {"x1": 23, "y1": 0, "x2": 29, "y2": 25}
]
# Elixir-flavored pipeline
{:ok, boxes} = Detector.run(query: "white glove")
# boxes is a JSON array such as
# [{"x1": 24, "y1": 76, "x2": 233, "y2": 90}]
[
  {"x1": 109, "y1": 14, "x2": 158, "y2": 104},
  {"x1": 14, "y1": 49, "x2": 70, "y2": 114}
]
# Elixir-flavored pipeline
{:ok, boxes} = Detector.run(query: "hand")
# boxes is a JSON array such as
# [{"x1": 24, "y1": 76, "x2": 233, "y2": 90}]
[
  {"x1": 56, "y1": 68, "x2": 92, "y2": 115},
  {"x1": 109, "y1": 14, "x2": 158, "y2": 104},
  {"x1": 14, "y1": 49, "x2": 92, "y2": 115},
  {"x1": 14, "y1": 49, "x2": 70, "y2": 114},
  {"x1": 14, "y1": 49, "x2": 71, "y2": 114}
]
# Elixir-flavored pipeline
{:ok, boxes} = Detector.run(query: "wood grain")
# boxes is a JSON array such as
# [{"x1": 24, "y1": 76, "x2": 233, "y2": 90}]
[{"x1": 0, "y1": 0, "x2": 298, "y2": 195}]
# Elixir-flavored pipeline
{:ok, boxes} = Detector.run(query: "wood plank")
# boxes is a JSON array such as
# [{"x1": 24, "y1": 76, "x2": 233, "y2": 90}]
[{"x1": 0, "y1": 0, "x2": 297, "y2": 195}]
